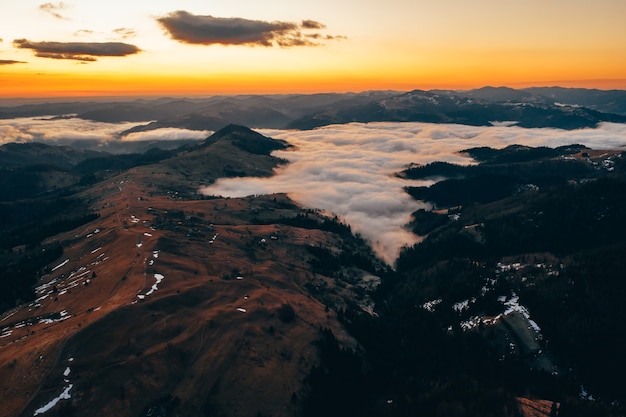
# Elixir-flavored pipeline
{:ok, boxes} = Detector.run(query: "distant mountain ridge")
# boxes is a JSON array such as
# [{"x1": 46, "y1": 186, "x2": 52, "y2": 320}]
[
  {"x1": 288, "y1": 88, "x2": 626, "y2": 130},
  {"x1": 2, "y1": 87, "x2": 625, "y2": 134}
]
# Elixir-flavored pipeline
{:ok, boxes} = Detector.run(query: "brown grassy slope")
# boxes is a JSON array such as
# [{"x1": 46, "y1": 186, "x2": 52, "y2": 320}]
[
  {"x1": 0, "y1": 128, "x2": 362, "y2": 417},
  {"x1": 517, "y1": 397, "x2": 557, "y2": 417}
]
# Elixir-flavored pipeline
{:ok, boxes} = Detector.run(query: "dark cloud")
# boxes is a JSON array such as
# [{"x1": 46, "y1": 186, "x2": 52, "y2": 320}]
[
  {"x1": 74, "y1": 29, "x2": 94, "y2": 37},
  {"x1": 13, "y1": 39, "x2": 141, "y2": 62},
  {"x1": 325, "y1": 34, "x2": 347, "y2": 40},
  {"x1": 301, "y1": 20, "x2": 325, "y2": 30},
  {"x1": 39, "y1": 2, "x2": 69, "y2": 20},
  {"x1": 157, "y1": 10, "x2": 344, "y2": 47},
  {"x1": 113, "y1": 28, "x2": 137, "y2": 40},
  {"x1": 0, "y1": 60, "x2": 27, "y2": 65}
]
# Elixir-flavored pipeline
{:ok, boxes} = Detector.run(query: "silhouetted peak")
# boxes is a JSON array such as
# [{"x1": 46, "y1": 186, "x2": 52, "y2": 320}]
[{"x1": 201, "y1": 124, "x2": 288, "y2": 155}]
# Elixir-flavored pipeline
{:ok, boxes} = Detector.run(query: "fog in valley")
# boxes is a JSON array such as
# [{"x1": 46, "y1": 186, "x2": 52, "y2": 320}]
[
  {"x1": 0, "y1": 116, "x2": 211, "y2": 145},
  {"x1": 202, "y1": 122, "x2": 626, "y2": 263},
  {"x1": 3, "y1": 115, "x2": 626, "y2": 263}
]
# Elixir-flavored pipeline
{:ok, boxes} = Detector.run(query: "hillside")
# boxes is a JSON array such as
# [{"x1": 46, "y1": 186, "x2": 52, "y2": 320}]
[
  {"x1": 362, "y1": 145, "x2": 626, "y2": 416},
  {"x1": 1, "y1": 126, "x2": 626, "y2": 416},
  {"x1": 0, "y1": 126, "x2": 381, "y2": 417}
]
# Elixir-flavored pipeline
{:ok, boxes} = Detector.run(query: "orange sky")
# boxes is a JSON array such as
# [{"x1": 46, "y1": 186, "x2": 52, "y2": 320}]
[{"x1": 1, "y1": 1, "x2": 625, "y2": 98}]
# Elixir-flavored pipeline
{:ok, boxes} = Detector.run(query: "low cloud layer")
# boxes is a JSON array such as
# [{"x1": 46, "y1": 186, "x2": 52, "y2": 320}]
[
  {"x1": 0, "y1": 117, "x2": 214, "y2": 146},
  {"x1": 124, "y1": 128, "x2": 212, "y2": 142},
  {"x1": 2, "y1": 116, "x2": 626, "y2": 265},
  {"x1": 13, "y1": 39, "x2": 141, "y2": 61},
  {"x1": 0, "y1": 116, "x2": 140, "y2": 145},
  {"x1": 0, "y1": 60, "x2": 26, "y2": 65},
  {"x1": 157, "y1": 10, "x2": 343, "y2": 47},
  {"x1": 201, "y1": 122, "x2": 626, "y2": 264}
]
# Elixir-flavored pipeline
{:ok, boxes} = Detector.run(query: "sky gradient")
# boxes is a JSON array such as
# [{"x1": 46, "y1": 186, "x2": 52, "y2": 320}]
[{"x1": 1, "y1": 1, "x2": 625, "y2": 98}]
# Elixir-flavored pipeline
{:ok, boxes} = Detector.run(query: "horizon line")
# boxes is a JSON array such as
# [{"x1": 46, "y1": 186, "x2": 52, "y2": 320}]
[{"x1": 1, "y1": 81, "x2": 625, "y2": 105}]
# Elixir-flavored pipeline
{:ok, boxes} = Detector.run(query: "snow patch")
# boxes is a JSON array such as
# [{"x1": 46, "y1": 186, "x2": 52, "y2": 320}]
[
  {"x1": 422, "y1": 298, "x2": 442, "y2": 312},
  {"x1": 51, "y1": 259, "x2": 69, "y2": 272},
  {"x1": 33, "y1": 384, "x2": 73, "y2": 415},
  {"x1": 452, "y1": 298, "x2": 475, "y2": 313},
  {"x1": 501, "y1": 293, "x2": 542, "y2": 333},
  {"x1": 138, "y1": 273, "x2": 165, "y2": 299}
]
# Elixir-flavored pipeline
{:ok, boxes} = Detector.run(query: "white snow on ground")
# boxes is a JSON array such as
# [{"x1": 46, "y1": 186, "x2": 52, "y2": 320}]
[
  {"x1": 145, "y1": 274, "x2": 164, "y2": 296},
  {"x1": 35, "y1": 293, "x2": 50, "y2": 303},
  {"x1": 137, "y1": 251, "x2": 165, "y2": 300},
  {"x1": 497, "y1": 262, "x2": 522, "y2": 272},
  {"x1": 35, "y1": 279, "x2": 58, "y2": 294},
  {"x1": 39, "y1": 310, "x2": 71, "y2": 325},
  {"x1": 34, "y1": 357, "x2": 75, "y2": 415},
  {"x1": 90, "y1": 247, "x2": 102, "y2": 254},
  {"x1": 144, "y1": 233, "x2": 152, "y2": 237},
  {"x1": 460, "y1": 316, "x2": 483, "y2": 331},
  {"x1": 452, "y1": 298, "x2": 476, "y2": 313},
  {"x1": 0, "y1": 310, "x2": 17, "y2": 323},
  {"x1": 33, "y1": 384, "x2": 73, "y2": 415},
  {"x1": 90, "y1": 253, "x2": 109, "y2": 266},
  {"x1": 236, "y1": 308, "x2": 247, "y2": 313},
  {"x1": 501, "y1": 293, "x2": 542, "y2": 332},
  {"x1": 422, "y1": 298, "x2": 442, "y2": 312},
  {"x1": 51, "y1": 259, "x2": 69, "y2": 272},
  {"x1": 138, "y1": 273, "x2": 165, "y2": 299}
]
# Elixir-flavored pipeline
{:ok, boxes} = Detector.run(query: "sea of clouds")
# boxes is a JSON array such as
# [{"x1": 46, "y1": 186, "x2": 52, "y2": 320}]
[
  {"x1": 201, "y1": 122, "x2": 626, "y2": 264},
  {"x1": 0, "y1": 116, "x2": 211, "y2": 145},
  {"x1": 2, "y1": 116, "x2": 626, "y2": 264}
]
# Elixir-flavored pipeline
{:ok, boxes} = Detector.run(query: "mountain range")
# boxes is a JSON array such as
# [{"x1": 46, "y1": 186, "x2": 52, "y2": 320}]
[{"x1": 2, "y1": 87, "x2": 626, "y2": 135}]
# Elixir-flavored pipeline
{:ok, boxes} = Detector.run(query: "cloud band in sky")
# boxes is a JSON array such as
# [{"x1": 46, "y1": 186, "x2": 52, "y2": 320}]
[
  {"x1": 0, "y1": 60, "x2": 26, "y2": 65},
  {"x1": 13, "y1": 39, "x2": 141, "y2": 61},
  {"x1": 39, "y1": 2, "x2": 68, "y2": 20},
  {"x1": 157, "y1": 10, "x2": 342, "y2": 47}
]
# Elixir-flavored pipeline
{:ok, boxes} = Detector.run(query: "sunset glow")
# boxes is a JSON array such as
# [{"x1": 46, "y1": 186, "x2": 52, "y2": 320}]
[{"x1": 1, "y1": 0, "x2": 625, "y2": 98}]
